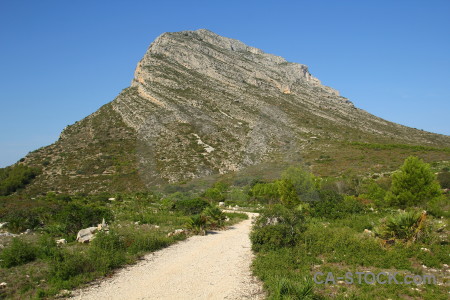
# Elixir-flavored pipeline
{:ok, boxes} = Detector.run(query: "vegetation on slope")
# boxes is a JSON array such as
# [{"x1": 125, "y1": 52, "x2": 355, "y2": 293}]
[{"x1": 250, "y1": 158, "x2": 449, "y2": 299}]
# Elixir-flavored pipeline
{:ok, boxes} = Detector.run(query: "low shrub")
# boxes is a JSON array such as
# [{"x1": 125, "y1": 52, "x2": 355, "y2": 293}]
[
  {"x1": 203, "y1": 206, "x2": 226, "y2": 229},
  {"x1": 174, "y1": 198, "x2": 210, "y2": 215},
  {"x1": 251, "y1": 204, "x2": 305, "y2": 252},
  {"x1": 186, "y1": 215, "x2": 208, "y2": 235},
  {"x1": 309, "y1": 190, "x2": 364, "y2": 219},
  {"x1": 0, "y1": 238, "x2": 37, "y2": 268},
  {"x1": 374, "y1": 210, "x2": 428, "y2": 242}
]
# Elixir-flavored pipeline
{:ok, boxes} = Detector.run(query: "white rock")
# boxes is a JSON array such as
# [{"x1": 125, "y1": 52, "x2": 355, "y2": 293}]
[
  {"x1": 56, "y1": 239, "x2": 67, "y2": 245},
  {"x1": 218, "y1": 202, "x2": 225, "y2": 207},
  {"x1": 76, "y1": 227, "x2": 98, "y2": 243},
  {"x1": 0, "y1": 282, "x2": 7, "y2": 288}
]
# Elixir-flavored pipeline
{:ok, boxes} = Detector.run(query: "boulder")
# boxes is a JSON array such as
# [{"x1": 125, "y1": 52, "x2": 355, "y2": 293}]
[
  {"x1": 76, "y1": 227, "x2": 98, "y2": 243},
  {"x1": 218, "y1": 202, "x2": 225, "y2": 207},
  {"x1": 56, "y1": 238, "x2": 67, "y2": 245},
  {"x1": 167, "y1": 229, "x2": 186, "y2": 237},
  {"x1": 0, "y1": 222, "x2": 8, "y2": 229}
]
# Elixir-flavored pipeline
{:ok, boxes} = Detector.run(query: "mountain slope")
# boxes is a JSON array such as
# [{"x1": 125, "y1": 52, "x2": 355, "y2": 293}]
[{"x1": 20, "y1": 29, "x2": 450, "y2": 194}]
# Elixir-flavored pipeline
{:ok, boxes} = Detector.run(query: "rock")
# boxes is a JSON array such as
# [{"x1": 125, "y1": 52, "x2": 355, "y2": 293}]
[
  {"x1": 0, "y1": 282, "x2": 7, "y2": 288},
  {"x1": 56, "y1": 239, "x2": 67, "y2": 245},
  {"x1": 265, "y1": 217, "x2": 279, "y2": 225},
  {"x1": 108, "y1": 197, "x2": 116, "y2": 201},
  {"x1": 0, "y1": 222, "x2": 8, "y2": 229},
  {"x1": 363, "y1": 229, "x2": 374, "y2": 236},
  {"x1": 420, "y1": 247, "x2": 430, "y2": 252},
  {"x1": 97, "y1": 218, "x2": 109, "y2": 231},
  {"x1": 76, "y1": 227, "x2": 98, "y2": 243},
  {"x1": 167, "y1": 229, "x2": 186, "y2": 237},
  {"x1": 153, "y1": 225, "x2": 160, "y2": 229},
  {"x1": 218, "y1": 202, "x2": 225, "y2": 207},
  {"x1": 0, "y1": 232, "x2": 18, "y2": 237}
]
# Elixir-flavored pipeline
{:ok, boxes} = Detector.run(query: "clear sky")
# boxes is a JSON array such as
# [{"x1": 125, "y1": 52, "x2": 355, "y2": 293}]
[{"x1": 1, "y1": 0, "x2": 449, "y2": 167}]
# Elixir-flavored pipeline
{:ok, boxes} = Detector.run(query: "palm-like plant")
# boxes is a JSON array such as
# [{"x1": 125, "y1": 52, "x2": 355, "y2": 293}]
[
  {"x1": 203, "y1": 206, "x2": 227, "y2": 229},
  {"x1": 186, "y1": 215, "x2": 208, "y2": 236},
  {"x1": 374, "y1": 210, "x2": 427, "y2": 242}
]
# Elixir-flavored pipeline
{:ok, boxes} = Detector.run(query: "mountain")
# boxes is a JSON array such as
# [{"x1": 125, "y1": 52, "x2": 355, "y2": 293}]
[{"x1": 19, "y1": 29, "x2": 450, "y2": 194}]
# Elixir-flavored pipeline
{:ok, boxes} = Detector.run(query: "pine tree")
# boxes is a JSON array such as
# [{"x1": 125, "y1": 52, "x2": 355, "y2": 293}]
[{"x1": 385, "y1": 156, "x2": 442, "y2": 208}]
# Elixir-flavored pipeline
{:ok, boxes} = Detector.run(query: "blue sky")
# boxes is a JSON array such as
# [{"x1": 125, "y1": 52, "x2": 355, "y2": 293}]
[{"x1": 1, "y1": 0, "x2": 449, "y2": 167}]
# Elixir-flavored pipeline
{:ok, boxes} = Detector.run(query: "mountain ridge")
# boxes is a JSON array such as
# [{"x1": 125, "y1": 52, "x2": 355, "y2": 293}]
[{"x1": 16, "y1": 29, "x2": 450, "y2": 194}]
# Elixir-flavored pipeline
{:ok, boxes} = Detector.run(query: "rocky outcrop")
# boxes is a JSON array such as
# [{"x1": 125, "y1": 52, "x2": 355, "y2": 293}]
[{"x1": 21, "y1": 29, "x2": 450, "y2": 193}]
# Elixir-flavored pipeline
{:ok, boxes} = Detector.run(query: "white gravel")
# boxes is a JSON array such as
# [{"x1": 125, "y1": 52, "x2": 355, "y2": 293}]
[{"x1": 70, "y1": 213, "x2": 265, "y2": 300}]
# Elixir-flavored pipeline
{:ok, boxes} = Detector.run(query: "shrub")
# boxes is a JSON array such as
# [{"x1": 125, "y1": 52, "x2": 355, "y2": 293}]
[
  {"x1": 202, "y1": 206, "x2": 226, "y2": 229},
  {"x1": 0, "y1": 165, "x2": 40, "y2": 196},
  {"x1": 53, "y1": 203, "x2": 113, "y2": 237},
  {"x1": 3, "y1": 208, "x2": 42, "y2": 233},
  {"x1": 385, "y1": 156, "x2": 442, "y2": 208},
  {"x1": 374, "y1": 210, "x2": 428, "y2": 242},
  {"x1": 309, "y1": 190, "x2": 363, "y2": 219},
  {"x1": 203, "y1": 187, "x2": 225, "y2": 202},
  {"x1": 437, "y1": 171, "x2": 450, "y2": 189},
  {"x1": 186, "y1": 215, "x2": 208, "y2": 235},
  {"x1": 251, "y1": 182, "x2": 279, "y2": 204},
  {"x1": 37, "y1": 234, "x2": 63, "y2": 261},
  {"x1": 271, "y1": 277, "x2": 316, "y2": 300},
  {"x1": 0, "y1": 238, "x2": 37, "y2": 268},
  {"x1": 280, "y1": 166, "x2": 317, "y2": 202},
  {"x1": 174, "y1": 198, "x2": 210, "y2": 215},
  {"x1": 251, "y1": 204, "x2": 305, "y2": 252}
]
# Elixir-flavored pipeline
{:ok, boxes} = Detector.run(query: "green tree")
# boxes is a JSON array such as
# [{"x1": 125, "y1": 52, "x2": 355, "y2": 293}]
[
  {"x1": 278, "y1": 166, "x2": 317, "y2": 204},
  {"x1": 385, "y1": 156, "x2": 442, "y2": 208}
]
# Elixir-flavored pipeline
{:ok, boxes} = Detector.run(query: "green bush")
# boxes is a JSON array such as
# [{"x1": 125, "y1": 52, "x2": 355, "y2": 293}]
[
  {"x1": 0, "y1": 238, "x2": 37, "y2": 268},
  {"x1": 374, "y1": 210, "x2": 428, "y2": 242},
  {"x1": 186, "y1": 215, "x2": 208, "y2": 235},
  {"x1": 309, "y1": 190, "x2": 364, "y2": 219},
  {"x1": 174, "y1": 198, "x2": 210, "y2": 215},
  {"x1": 437, "y1": 171, "x2": 450, "y2": 189},
  {"x1": 3, "y1": 208, "x2": 42, "y2": 233},
  {"x1": 203, "y1": 187, "x2": 225, "y2": 202},
  {"x1": 271, "y1": 277, "x2": 317, "y2": 300},
  {"x1": 37, "y1": 234, "x2": 63, "y2": 261},
  {"x1": 0, "y1": 164, "x2": 40, "y2": 196},
  {"x1": 52, "y1": 203, "x2": 113, "y2": 237},
  {"x1": 385, "y1": 156, "x2": 442, "y2": 208},
  {"x1": 203, "y1": 206, "x2": 226, "y2": 229},
  {"x1": 251, "y1": 204, "x2": 305, "y2": 252}
]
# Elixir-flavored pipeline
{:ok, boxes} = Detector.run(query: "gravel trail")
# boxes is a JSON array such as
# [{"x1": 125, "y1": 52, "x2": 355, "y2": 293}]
[{"x1": 70, "y1": 213, "x2": 264, "y2": 300}]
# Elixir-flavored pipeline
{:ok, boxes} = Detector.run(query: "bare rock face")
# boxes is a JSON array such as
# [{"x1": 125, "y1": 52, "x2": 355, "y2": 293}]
[{"x1": 22, "y1": 29, "x2": 450, "y2": 193}]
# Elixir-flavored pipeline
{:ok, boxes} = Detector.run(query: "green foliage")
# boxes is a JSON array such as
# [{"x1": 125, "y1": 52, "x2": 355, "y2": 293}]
[
  {"x1": 0, "y1": 164, "x2": 40, "y2": 196},
  {"x1": 280, "y1": 166, "x2": 317, "y2": 202},
  {"x1": 349, "y1": 141, "x2": 450, "y2": 153},
  {"x1": 374, "y1": 211, "x2": 428, "y2": 242},
  {"x1": 251, "y1": 204, "x2": 305, "y2": 252},
  {"x1": 203, "y1": 187, "x2": 225, "y2": 202},
  {"x1": 360, "y1": 181, "x2": 387, "y2": 206},
  {"x1": 37, "y1": 234, "x2": 63, "y2": 261},
  {"x1": 174, "y1": 198, "x2": 210, "y2": 215},
  {"x1": 251, "y1": 182, "x2": 279, "y2": 204},
  {"x1": 437, "y1": 170, "x2": 450, "y2": 189},
  {"x1": 271, "y1": 277, "x2": 317, "y2": 300},
  {"x1": 186, "y1": 214, "x2": 208, "y2": 235},
  {"x1": 202, "y1": 206, "x2": 226, "y2": 229},
  {"x1": 276, "y1": 179, "x2": 299, "y2": 207},
  {"x1": 51, "y1": 203, "x2": 113, "y2": 238},
  {"x1": 309, "y1": 190, "x2": 364, "y2": 219},
  {"x1": 0, "y1": 238, "x2": 37, "y2": 268},
  {"x1": 385, "y1": 156, "x2": 442, "y2": 208}
]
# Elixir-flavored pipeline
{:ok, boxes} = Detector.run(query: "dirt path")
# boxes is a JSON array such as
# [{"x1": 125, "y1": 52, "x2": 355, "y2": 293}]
[{"x1": 70, "y1": 213, "x2": 265, "y2": 300}]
